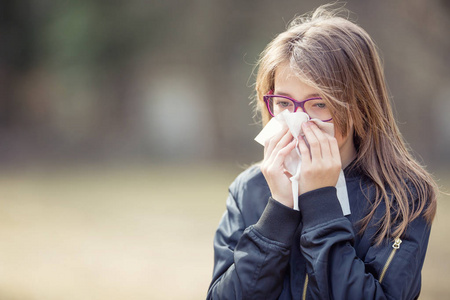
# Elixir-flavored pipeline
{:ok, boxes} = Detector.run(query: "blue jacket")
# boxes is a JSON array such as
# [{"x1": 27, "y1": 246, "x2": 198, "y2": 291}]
[{"x1": 207, "y1": 163, "x2": 431, "y2": 299}]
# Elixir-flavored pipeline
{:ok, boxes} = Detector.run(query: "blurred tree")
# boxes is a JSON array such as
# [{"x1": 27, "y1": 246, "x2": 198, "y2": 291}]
[
  {"x1": 0, "y1": 0, "x2": 448, "y2": 166},
  {"x1": 0, "y1": 0, "x2": 34, "y2": 128}
]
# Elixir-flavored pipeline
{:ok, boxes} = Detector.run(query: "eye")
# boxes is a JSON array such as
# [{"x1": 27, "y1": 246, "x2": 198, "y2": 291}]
[
  {"x1": 310, "y1": 101, "x2": 327, "y2": 109},
  {"x1": 315, "y1": 102, "x2": 326, "y2": 109},
  {"x1": 275, "y1": 99, "x2": 292, "y2": 108}
]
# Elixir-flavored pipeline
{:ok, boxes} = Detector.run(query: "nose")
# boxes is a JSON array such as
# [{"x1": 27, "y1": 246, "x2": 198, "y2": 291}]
[{"x1": 294, "y1": 105, "x2": 307, "y2": 115}]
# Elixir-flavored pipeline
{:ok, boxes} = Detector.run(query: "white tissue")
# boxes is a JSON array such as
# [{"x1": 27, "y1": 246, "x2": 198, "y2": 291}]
[{"x1": 255, "y1": 110, "x2": 350, "y2": 215}]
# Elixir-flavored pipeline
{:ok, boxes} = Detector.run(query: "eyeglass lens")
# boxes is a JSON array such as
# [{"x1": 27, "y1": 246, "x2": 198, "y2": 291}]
[{"x1": 268, "y1": 97, "x2": 332, "y2": 121}]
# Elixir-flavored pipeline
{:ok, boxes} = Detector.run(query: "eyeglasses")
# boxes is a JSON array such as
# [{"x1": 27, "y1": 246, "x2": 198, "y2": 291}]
[{"x1": 263, "y1": 91, "x2": 332, "y2": 122}]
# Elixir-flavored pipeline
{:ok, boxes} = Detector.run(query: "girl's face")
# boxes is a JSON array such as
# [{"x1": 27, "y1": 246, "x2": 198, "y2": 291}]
[{"x1": 273, "y1": 64, "x2": 356, "y2": 167}]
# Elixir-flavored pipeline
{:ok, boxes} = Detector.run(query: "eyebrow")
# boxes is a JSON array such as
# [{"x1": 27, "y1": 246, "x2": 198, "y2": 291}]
[{"x1": 274, "y1": 91, "x2": 321, "y2": 100}]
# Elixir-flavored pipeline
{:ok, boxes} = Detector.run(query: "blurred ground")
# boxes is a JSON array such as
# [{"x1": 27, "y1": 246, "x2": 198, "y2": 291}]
[{"x1": 0, "y1": 162, "x2": 448, "y2": 299}]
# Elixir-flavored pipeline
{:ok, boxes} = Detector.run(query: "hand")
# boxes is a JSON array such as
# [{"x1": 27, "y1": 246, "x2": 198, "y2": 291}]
[
  {"x1": 260, "y1": 127, "x2": 297, "y2": 208},
  {"x1": 298, "y1": 122, "x2": 341, "y2": 195}
]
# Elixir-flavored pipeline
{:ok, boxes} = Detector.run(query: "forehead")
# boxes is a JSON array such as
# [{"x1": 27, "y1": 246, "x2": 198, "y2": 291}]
[{"x1": 274, "y1": 64, "x2": 319, "y2": 98}]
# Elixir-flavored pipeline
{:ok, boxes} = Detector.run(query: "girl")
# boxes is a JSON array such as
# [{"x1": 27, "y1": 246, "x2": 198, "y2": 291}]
[{"x1": 207, "y1": 4, "x2": 437, "y2": 300}]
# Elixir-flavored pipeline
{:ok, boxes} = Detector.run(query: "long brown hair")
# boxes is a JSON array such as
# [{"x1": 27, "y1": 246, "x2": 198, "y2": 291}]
[{"x1": 254, "y1": 4, "x2": 437, "y2": 245}]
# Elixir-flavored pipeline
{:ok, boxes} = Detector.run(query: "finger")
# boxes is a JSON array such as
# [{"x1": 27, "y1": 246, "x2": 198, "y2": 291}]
[
  {"x1": 263, "y1": 138, "x2": 296, "y2": 177},
  {"x1": 272, "y1": 138, "x2": 296, "y2": 168},
  {"x1": 277, "y1": 138, "x2": 296, "y2": 159},
  {"x1": 302, "y1": 122, "x2": 321, "y2": 161},
  {"x1": 309, "y1": 122, "x2": 332, "y2": 160},
  {"x1": 268, "y1": 130, "x2": 293, "y2": 158},
  {"x1": 265, "y1": 130, "x2": 294, "y2": 167},
  {"x1": 275, "y1": 130, "x2": 294, "y2": 152},
  {"x1": 328, "y1": 135, "x2": 341, "y2": 161},
  {"x1": 298, "y1": 135, "x2": 311, "y2": 164},
  {"x1": 310, "y1": 119, "x2": 335, "y2": 137},
  {"x1": 265, "y1": 126, "x2": 289, "y2": 158}
]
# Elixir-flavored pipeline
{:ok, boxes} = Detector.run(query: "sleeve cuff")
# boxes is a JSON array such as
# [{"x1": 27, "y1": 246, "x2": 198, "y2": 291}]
[
  {"x1": 253, "y1": 197, "x2": 301, "y2": 245},
  {"x1": 298, "y1": 186, "x2": 344, "y2": 229}
]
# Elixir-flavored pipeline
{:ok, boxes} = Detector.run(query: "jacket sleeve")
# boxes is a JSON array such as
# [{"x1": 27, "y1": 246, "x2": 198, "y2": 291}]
[
  {"x1": 298, "y1": 187, "x2": 431, "y2": 300},
  {"x1": 207, "y1": 187, "x2": 301, "y2": 300}
]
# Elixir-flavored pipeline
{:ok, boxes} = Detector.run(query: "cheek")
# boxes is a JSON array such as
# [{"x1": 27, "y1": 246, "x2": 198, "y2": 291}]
[
  {"x1": 334, "y1": 132, "x2": 345, "y2": 149},
  {"x1": 333, "y1": 126, "x2": 348, "y2": 149},
  {"x1": 333, "y1": 125, "x2": 355, "y2": 150}
]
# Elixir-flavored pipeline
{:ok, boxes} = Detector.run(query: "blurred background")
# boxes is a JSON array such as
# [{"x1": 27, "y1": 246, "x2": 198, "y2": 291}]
[{"x1": 0, "y1": 0, "x2": 449, "y2": 299}]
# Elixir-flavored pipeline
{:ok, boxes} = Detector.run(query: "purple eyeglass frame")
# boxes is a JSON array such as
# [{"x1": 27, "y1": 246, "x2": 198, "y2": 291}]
[{"x1": 263, "y1": 90, "x2": 332, "y2": 122}]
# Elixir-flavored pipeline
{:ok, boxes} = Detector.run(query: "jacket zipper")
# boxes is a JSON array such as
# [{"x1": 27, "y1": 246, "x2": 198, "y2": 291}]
[
  {"x1": 300, "y1": 239, "x2": 401, "y2": 298},
  {"x1": 301, "y1": 238, "x2": 401, "y2": 298},
  {"x1": 379, "y1": 237, "x2": 402, "y2": 283},
  {"x1": 302, "y1": 273, "x2": 309, "y2": 300}
]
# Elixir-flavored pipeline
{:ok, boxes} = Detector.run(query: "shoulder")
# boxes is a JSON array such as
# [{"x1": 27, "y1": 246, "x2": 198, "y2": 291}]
[
  {"x1": 229, "y1": 163, "x2": 266, "y2": 193},
  {"x1": 228, "y1": 163, "x2": 271, "y2": 225}
]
